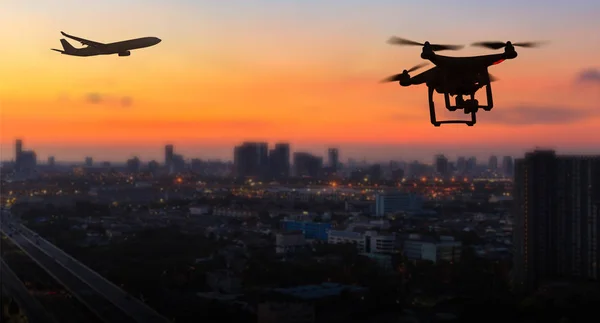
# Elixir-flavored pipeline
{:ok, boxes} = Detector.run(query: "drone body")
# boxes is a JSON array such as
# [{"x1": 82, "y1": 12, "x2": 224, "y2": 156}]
[{"x1": 383, "y1": 38, "x2": 543, "y2": 126}]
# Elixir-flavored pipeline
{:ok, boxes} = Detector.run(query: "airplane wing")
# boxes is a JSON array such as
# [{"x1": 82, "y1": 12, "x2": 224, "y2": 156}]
[{"x1": 60, "y1": 31, "x2": 105, "y2": 48}]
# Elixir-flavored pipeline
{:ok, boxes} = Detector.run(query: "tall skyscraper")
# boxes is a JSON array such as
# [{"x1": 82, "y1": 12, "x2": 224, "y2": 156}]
[
  {"x1": 85, "y1": 157, "x2": 93, "y2": 167},
  {"x1": 14, "y1": 139, "x2": 36, "y2": 173},
  {"x1": 269, "y1": 143, "x2": 290, "y2": 179},
  {"x1": 234, "y1": 142, "x2": 269, "y2": 179},
  {"x1": 47, "y1": 156, "x2": 55, "y2": 167},
  {"x1": 165, "y1": 144, "x2": 174, "y2": 168},
  {"x1": 328, "y1": 148, "x2": 339, "y2": 172},
  {"x1": 512, "y1": 150, "x2": 600, "y2": 292}
]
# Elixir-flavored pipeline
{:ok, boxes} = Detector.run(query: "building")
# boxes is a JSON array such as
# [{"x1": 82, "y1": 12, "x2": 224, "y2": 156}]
[
  {"x1": 328, "y1": 230, "x2": 365, "y2": 251},
  {"x1": 13, "y1": 139, "x2": 36, "y2": 173},
  {"x1": 466, "y1": 157, "x2": 477, "y2": 173},
  {"x1": 147, "y1": 160, "x2": 159, "y2": 174},
  {"x1": 400, "y1": 234, "x2": 462, "y2": 263},
  {"x1": 165, "y1": 144, "x2": 174, "y2": 168},
  {"x1": 15, "y1": 139, "x2": 23, "y2": 170},
  {"x1": 293, "y1": 152, "x2": 322, "y2": 177},
  {"x1": 512, "y1": 150, "x2": 600, "y2": 292},
  {"x1": 435, "y1": 154, "x2": 449, "y2": 176},
  {"x1": 489, "y1": 155, "x2": 498, "y2": 170},
  {"x1": 269, "y1": 143, "x2": 290, "y2": 179},
  {"x1": 171, "y1": 154, "x2": 185, "y2": 173},
  {"x1": 275, "y1": 231, "x2": 307, "y2": 254},
  {"x1": 502, "y1": 156, "x2": 514, "y2": 177},
  {"x1": 375, "y1": 192, "x2": 423, "y2": 217},
  {"x1": 328, "y1": 230, "x2": 396, "y2": 254},
  {"x1": 85, "y1": 157, "x2": 93, "y2": 167},
  {"x1": 327, "y1": 148, "x2": 339, "y2": 172},
  {"x1": 234, "y1": 142, "x2": 269, "y2": 179},
  {"x1": 19, "y1": 151, "x2": 37, "y2": 173},
  {"x1": 282, "y1": 220, "x2": 331, "y2": 241},
  {"x1": 126, "y1": 157, "x2": 140, "y2": 173},
  {"x1": 456, "y1": 157, "x2": 466, "y2": 173}
]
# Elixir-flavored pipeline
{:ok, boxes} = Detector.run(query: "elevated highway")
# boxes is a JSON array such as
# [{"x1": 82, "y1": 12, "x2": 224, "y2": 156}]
[{"x1": 1, "y1": 212, "x2": 169, "y2": 323}]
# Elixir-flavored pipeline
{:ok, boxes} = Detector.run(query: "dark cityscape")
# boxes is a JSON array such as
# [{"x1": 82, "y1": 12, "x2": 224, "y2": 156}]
[{"x1": 2, "y1": 138, "x2": 599, "y2": 322}]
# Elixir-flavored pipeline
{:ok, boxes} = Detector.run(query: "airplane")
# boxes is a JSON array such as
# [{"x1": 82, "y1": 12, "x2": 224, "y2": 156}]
[
  {"x1": 51, "y1": 31, "x2": 161, "y2": 57},
  {"x1": 382, "y1": 37, "x2": 544, "y2": 127}
]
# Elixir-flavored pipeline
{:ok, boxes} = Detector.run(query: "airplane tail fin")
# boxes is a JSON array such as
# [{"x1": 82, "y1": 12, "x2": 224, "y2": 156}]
[{"x1": 59, "y1": 38, "x2": 76, "y2": 53}]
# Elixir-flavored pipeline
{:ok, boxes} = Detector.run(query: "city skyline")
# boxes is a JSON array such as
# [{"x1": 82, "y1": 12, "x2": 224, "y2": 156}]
[
  {"x1": 2, "y1": 1, "x2": 600, "y2": 158},
  {"x1": 3, "y1": 138, "x2": 597, "y2": 164}
]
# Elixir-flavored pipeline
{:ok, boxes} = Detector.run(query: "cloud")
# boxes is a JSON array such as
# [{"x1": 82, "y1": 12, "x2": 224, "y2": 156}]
[
  {"x1": 575, "y1": 68, "x2": 600, "y2": 84},
  {"x1": 85, "y1": 93, "x2": 133, "y2": 107},
  {"x1": 485, "y1": 105, "x2": 599, "y2": 126},
  {"x1": 86, "y1": 92, "x2": 104, "y2": 104},
  {"x1": 121, "y1": 96, "x2": 133, "y2": 107}
]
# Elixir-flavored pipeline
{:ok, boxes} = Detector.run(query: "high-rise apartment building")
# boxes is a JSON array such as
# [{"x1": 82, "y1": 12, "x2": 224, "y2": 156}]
[
  {"x1": 512, "y1": 150, "x2": 600, "y2": 292},
  {"x1": 328, "y1": 148, "x2": 339, "y2": 172},
  {"x1": 234, "y1": 142, "x2": 269, "y2": 179},
  {"x1": 269, "y1": 143, "x2": 290, "y2": 179}
]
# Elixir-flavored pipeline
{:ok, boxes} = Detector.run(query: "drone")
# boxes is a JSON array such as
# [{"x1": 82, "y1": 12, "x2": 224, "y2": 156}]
[{"x1": 382, "y1": 37, "x2": 544, "y2": 126}]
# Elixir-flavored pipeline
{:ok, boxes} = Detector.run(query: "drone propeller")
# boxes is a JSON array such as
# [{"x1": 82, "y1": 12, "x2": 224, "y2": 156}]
[
  {"x1": 380, "y1": 63, "x2": 429, "y2": 83},
  {"x1": 387, "y1": 37, "x2": 464, "y2": 51},
  {"x1": 405, "y1": 62, "x2": 429, "y2": 73},
  {"x1": 471, "y1": 41, "x2": 546, "y2": 50}
]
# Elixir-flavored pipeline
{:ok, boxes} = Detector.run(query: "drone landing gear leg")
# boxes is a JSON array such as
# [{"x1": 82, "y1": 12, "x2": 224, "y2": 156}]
[
  {"x1": 466, "y1": 109, "x2": 477, "y2": 127},
  {"x1": 481, "y1": 83, "x2": 494, "y2": 111},
  {"x1": 444, "y1": 93, "x2": 457, "y2": 111},
  {"x1": 428, "y1": 87, "x2": 441, "y2": 127}
]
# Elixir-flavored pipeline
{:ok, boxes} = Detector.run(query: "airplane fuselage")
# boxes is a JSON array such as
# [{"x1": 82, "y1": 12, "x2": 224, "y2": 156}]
[
  {"x1": 102, "y1": 37, "x2": 161, "y2": 53},
  {"x1": 53, "y1": 33, "x2": 161, "y2": 57}
]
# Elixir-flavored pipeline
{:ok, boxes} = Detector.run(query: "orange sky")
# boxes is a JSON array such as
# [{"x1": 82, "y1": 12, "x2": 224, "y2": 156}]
[{"x1": 1, "y1": 1, "x2": 599, "y2": 162}]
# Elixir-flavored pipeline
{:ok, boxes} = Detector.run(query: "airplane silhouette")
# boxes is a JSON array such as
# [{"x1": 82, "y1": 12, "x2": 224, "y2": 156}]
[{"x1": 52, "y1": 31, "x2": 161, "y2": 57}]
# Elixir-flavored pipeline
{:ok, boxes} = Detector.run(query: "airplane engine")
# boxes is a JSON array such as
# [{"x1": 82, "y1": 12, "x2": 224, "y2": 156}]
[{"x1": 118, "y1": 51, "x2": 131, "y2": 57}]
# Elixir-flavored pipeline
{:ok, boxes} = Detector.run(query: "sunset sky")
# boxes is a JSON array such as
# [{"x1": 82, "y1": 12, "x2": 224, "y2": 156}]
[{"x1": 1, "y1": 0, "x2": 599, "y2": 163}]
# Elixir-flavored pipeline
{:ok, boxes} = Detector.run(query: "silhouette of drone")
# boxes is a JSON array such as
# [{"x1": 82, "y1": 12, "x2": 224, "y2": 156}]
[{"x1": 382, "y1": 37, "x2": 545, "y2": 127}]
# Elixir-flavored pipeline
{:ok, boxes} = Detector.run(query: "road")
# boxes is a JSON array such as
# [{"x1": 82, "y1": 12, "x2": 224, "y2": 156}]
[
  {"x1": 1, "y1": 257, "x2": 56, "y2": 323},
  {"x1": 1, "y1": 224, "x2": 136, "y2": 323},
  {"x1": 1, "y1": 212, "x2": 170, "y2": 323},
  {"x1": 2, "y1": 239, "x2": 105, "y2": 323}
]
